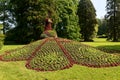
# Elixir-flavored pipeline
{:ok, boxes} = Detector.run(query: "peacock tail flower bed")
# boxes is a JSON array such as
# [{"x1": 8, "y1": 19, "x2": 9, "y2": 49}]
[{"x1": 0, "y1": 37, "x2": 120, "y2": 71}]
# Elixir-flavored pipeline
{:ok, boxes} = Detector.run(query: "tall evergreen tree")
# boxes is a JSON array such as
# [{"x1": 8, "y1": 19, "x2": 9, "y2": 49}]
[
  {"x1": 77, "y1": 0, "x2": 97, "y2": 41},
  {"x1": 106, "y1": 0, "x2": 120, "y2": 41},
  {"x1": 5, "y1": 0, "x2": 36, "y2": 43}
]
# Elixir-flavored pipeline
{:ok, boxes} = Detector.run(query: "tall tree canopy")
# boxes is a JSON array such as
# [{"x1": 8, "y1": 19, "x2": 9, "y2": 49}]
[
  {"x1": 77, "y1": 0, "x2": 97, "y2": 41},
  {"x1": 5, "y1": 0, "x2": 57, "y2": 44},
  {"x1": 56, "y1": 0, "x2": 81, "y2": 41},
  {"x1": 106, "y1": 0, "x2": 120, "y2": 41},
  {"x1": 1, "y1": 0, "x2": 81, "y2": 43}
]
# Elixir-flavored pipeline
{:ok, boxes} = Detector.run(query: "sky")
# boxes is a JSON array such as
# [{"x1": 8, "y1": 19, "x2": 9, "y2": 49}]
[{"x1": 91, "y1": 0, "x2": 106, "y2": 18}]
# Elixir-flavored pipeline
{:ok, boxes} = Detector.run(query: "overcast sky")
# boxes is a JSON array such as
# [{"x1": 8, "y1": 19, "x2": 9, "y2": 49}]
[{"x1": 91, "y1": 0, "x2": 106, "y2": 18}]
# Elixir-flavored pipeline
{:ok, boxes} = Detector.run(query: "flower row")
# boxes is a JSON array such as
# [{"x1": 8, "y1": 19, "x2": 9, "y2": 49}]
[{"x1": 62, "y1": 41, "x2": 120, "y2": 68}]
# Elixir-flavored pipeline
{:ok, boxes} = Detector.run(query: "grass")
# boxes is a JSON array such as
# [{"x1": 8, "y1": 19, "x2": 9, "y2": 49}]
[
  {"x1": 82, "y1": 38, "x2": 120, "y2": 51},
  {"x1": 0, "y1": 38, "x2": 120, "y2": 80},
  {"x1": 0, "y1": 62, "x2": 120, "y2": 80},
  {"x1": 82, "y1": 38, "x2": 120, "y2": 47}
]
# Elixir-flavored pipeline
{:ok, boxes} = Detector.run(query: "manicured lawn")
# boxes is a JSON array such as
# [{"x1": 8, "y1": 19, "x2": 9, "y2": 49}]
[
  {"x1": 82, "y1": 38, "x2": 120, "y2": 51},
  {"x1": 0, "y1": 38, "x2": 120, "y2": 80},
  {"x1": 0, "y1": 62, "x2": 120, "y2": 80}
]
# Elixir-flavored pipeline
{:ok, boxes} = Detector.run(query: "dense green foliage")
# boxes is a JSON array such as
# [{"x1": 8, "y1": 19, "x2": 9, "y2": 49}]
[
  {"x1": 77, "y1": 0, "x2": 97, "y2": 41},
  {"x1": 6, "y1": 0, "x2": 40, "y2": 43},
  {"x1": 2, "y1": 0, "x2": 81, "y2": 43},
  {"x1": 56, "y1": 0, "x2": 81, "y2": 41},
  {"x1": 40, "y1": 30, "x2": 57, "y2": 38},
  {"x1": 106, "y1": 0, "x2": 120, "y2": 41},
  {"x1": 97, "y1": 19, "x2": 107, "y2": 37},
  {"x1": 1, "y1": 38, "x2": 120, "y2": 71},
  {"x1": 0, "y1": 0, "x2": 12, "y2": 34},
  {"x1": 4, "y1": 0, "x2": 57, "y2": 44}
]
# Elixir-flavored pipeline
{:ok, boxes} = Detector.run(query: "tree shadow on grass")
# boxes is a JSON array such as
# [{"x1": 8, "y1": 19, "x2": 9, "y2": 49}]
[
  {"x1": 4, "y1": 41, "x2": 28, "y2": 45},
  {"x1": 96, "y1": 45, "x2": 120, "y2": 54}
]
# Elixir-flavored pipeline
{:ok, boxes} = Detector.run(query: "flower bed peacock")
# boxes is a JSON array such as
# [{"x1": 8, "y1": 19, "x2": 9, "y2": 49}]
[{"x1": 0, "y1": 37, "x2": 120, "y2": 71}]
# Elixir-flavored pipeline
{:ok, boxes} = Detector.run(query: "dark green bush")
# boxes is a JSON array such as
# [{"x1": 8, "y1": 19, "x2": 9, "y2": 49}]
[{"x1": 4, "y1": 28, "x2": 38, "y2": 44}]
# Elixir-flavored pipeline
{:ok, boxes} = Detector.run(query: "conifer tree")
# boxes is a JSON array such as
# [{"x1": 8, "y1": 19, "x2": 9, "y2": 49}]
[
  {"x1": 106, "y1": 0, "x2": 120, "y2": 41},
  {"x1": 77, "y1": 0, "x2": 97, "y2": 41}
]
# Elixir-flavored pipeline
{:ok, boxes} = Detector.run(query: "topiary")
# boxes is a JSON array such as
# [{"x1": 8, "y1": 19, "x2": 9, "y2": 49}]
[{"x1": 40, "y1": 30, "x2": 57, "y2": 39}]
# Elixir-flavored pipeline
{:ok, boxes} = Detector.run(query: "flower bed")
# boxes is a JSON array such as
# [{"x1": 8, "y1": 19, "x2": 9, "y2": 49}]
[
  {"x1": 62, "y1": 41, "x2": 120, "y2": 67},
  {"x1": 0, "y1": 39, "x2": 45, "y2": 61},
  {"x1": 26, "y1": 39, "x2": 71, "y2": 71},
  {"x1": 0, "y1": 37, "x2": 120, "y2": 71}
]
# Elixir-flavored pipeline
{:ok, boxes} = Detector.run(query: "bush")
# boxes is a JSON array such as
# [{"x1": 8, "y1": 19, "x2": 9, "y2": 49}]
[
  {"x1": 97, "y1": 34, "x2": 107, "y2": 38},
  {"x1": 0, "y1": 34, "x2": 4, "y2": 49},
  {"x1": 0, "y1": 42, "x2": 2, "y2": 49},
  {"x1": 40, "y1": 30, "x2": 57, "y2": 39},
  {"x1": 4, "y1": 28, "x2": 36, "y2": 44}
]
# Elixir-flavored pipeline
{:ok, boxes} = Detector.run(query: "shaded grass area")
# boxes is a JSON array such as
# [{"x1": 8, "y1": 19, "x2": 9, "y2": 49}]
[
  {"x1": 97, "y1": 45, "x2": 120, "y2": 54},
  {"x1": 82, "y1": 38, "x2": 120, "y2": 47},
  {"x1": 82, "y1": 38, "x2": 120, "y2": 54}
]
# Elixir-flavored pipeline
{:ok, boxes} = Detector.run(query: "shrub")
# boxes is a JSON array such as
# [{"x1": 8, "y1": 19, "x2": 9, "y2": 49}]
[
  {"x1": 0, "y1": 34, "x2": 4, "y2": 49},
  {"x1": 0, "y1": 41, "x2": 2, "y2": 49},
  {"x1": 40, "y1": 30, "x2": 57, "y2": 39}
]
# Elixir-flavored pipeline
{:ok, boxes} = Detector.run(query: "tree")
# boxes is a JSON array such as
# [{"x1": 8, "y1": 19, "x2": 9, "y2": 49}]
[
  {"x1": 77, "y1": 0, "x2": 97, "y2": 41},
  {"x1": 0, "y1": 0, "x2": 13, "y2": 34},
  {"x1": 56, "y1": 0, "x2": 81, "y2": 41},
  {"x1": 106, "y1": 0, "x2": 120, "y2": 41},
  {"x1": 4, "y1": 0, "x2": 81, "y2": 43},
  {"x1": 5, "y1": 0, "x2": 57, "y2": 44},
  {"x1": 97, "y1": 18, "x2": 107, "y2": 36}
]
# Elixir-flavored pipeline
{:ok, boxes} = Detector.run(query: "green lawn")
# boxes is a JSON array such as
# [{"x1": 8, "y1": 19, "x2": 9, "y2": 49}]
[
  {"x1": 0, "y1": 38, "x2": 120, "y2": 80},
  {"x1": 82, "y1": 38, "x2": 120, "y2": 51}
]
